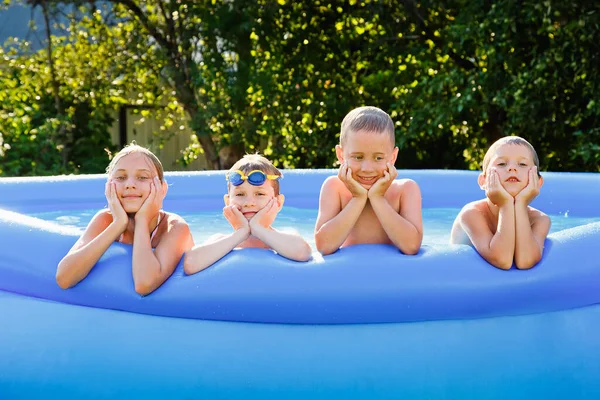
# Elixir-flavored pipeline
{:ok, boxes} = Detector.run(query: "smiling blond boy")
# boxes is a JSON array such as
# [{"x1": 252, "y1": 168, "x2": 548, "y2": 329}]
[{"x1": 314, "y1": 106, "x2": 423, "y2": 255}]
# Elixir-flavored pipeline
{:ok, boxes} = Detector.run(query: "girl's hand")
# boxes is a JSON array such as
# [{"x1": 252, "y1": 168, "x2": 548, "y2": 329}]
[
  {"x1": 223, "y1": 204, "x2": 250, "y2": 234},
  {"x1": 368, "y1": 163, "x2": 397, "y2": 199},
  {"x1": 250, "y1": 198, "x2": 280, "y2": 229},
  {"x1": 486, "y1": 168, "x2": 513, "y2": 207},
  {"x1": 135, "y1": 177, "x2": 165, "y2": 223},
  {"x1": 105, "y1": 180, "x2": 128, "y2": 232},
  {"x1": 338, "y1": 162, "x2": 368, "y2": 199},
  {"x1": 515, "y1": 167, "x2": 540, "y2": 205}
]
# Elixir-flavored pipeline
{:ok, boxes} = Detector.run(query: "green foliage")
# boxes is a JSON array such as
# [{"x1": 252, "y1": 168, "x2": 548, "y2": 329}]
[{"x1": 1, "y1": 0, "x2": 599, "y2": 175}]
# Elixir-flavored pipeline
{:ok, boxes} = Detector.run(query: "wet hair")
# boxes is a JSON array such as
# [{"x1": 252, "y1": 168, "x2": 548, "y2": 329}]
[
  {"x1": 106, "y1": 142, "x2": 165, "y2": 182},
  {"x1": 482, "y1": 136, "x2": 541, "y2": 177},
  {"x1": 340, "y1": 106, "x2": 395, "y2": 146},
  {"x1": 228, "y1": 153, "x2": 283, "y2": 195}
]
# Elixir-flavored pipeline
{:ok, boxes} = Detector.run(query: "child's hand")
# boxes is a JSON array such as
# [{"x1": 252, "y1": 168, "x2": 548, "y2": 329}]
[
  {"x1": 515, "y1": 166, "x2": 540, "y2": 205},
  {"x1": 135, "y1": 177, "x2": 165, "y2": 223},
  {"x1": 223, "y1": 204, "x2": 250, "y2": 233},
  {"x1": 485, "y1": 169, "x2": 513, "y2": 207},
  {"x1": 105, "y1": 180, "x2": 128, "y2": 231},
  {"x1": 250, "y1": 198, "x2": 280, "y2": 229},
  {"x1": 338, "y1": 162, "x2": 368, "y2": 199},
  {"x1": 368, "y1": 163, "x2": 397, "y2": 199}
]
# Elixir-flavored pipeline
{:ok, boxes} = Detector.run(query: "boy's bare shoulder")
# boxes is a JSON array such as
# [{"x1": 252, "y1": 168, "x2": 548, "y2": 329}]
[
  {"x1": 163, "y1": 211, "x2": 190, "y2": 227},
  {"x1": 320, "y1": 175, "x2": 346, "y2": 193},
  {"x1": 527, "y1": 206, "x2": 550, "y2": 222},
  {"x1": 391, "y1": 178, "x2": 420, "y2": 191},
  {"x1": 457, "y1": 200, "x2": 489, "y2": 220}
]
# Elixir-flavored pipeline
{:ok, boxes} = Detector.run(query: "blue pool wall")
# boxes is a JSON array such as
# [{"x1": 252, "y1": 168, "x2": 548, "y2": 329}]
[{"x1": 1, "y1": 169, "x2": 598, "y2": 216}]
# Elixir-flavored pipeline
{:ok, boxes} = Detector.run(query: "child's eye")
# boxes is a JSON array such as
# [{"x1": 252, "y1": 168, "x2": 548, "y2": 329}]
[
  {"x1": 519, "y1": 163, "x2": 528, "y2": 167},
  {"x1": 235, "y1": 193, "x2": 245, "y2": 197},
  {"x1": 497, "y1": 162, "x2": 506, "y2": 166},
  {"x1": 376, "y1": 157, "x2": 384, "y2": 161},
  {"x1": 257, "y1": 192, "x2": 266, "y2": 196},
  {"x1": 352, "y1": 156, "x2": 363, "y2": 160},
  {"x1": 114, "y1": 176, "x2": 126, "y2": 181},
  {"x1": 138, "y1": 176, "x2": 149, "y2": 180}
]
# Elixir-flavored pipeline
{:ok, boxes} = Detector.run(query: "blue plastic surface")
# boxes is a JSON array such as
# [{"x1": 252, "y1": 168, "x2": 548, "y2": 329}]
[{"x1": 1, "y1": 169, "x2": 600, "y2": 398}]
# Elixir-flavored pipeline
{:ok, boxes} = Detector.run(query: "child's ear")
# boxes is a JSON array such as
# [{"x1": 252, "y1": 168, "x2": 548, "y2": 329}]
[
  {"x1": 538, "y1": 175, "x2": 544, "y2": 189},
  {"x1": 223, "y1": 194, "x2": 230, "y2": 206},
  {"x1": 161, "y1": 180, "x2": 168, "y2": 196},
  {"x1": 335, "y1": 145, "x2": 344, "y2": 165},
  {"x1": 391, "y1": 146, "x2": 399, "y2": 165},
  {"x1": 276, "y1": 194, "x2": 285, "y2": 210},
  {"x1": 477, "y1": 172, "x2": 487, "y2": 190}
]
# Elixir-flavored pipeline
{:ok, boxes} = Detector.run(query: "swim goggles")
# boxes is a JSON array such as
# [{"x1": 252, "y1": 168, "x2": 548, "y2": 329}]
[{"x1": 226, "y1": 170, "x2": 281, "y2": 186}]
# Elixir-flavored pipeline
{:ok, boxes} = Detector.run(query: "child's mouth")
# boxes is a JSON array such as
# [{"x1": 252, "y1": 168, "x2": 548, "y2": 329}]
[
  {"x1": 505, "y1": 177, "x2": 520, "y2": 183},
  {"x1": 357, "y1": 176, "x2": 377, "y2": 184}
]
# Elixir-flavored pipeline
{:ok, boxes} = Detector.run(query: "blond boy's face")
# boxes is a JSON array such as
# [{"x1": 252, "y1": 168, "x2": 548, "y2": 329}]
[
  {"x1": 226, "y1": 181, "x2": 281, "y2": 220},
  {"x1": 336, "y1": 130, "x2": 398, "y2": 189},
  {"x1": 482, "y1": 143, "x2": 538, "y2": 197}
]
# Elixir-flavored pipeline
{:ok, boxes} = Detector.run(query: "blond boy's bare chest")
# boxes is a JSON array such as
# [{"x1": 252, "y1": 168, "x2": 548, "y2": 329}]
[{"x1": 339, "y1": 188, "x2": 401, "y2": 246}]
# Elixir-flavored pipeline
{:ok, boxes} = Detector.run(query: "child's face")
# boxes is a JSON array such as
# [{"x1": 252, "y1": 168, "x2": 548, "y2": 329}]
[
  {"x1": 226, "y1": 180, "x2": 279, "y2": 220},
  {"x1": 336, "y1": 130, "x2": 398, "y2": 189},
  {"x1": 483, "y1": 143, "x2": 537, "y2": 196},
  {"x1": 109, "y1": 153, "x2": 159, "y2": 213}
]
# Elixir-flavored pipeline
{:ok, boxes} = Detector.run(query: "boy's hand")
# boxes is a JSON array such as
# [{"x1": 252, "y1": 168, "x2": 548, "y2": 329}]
[
  {"x1": 368, "y1": 163, "x2": 397, "y2": 199},
  {"x1": 250, "y1": 198, "x2": 279, "y2": 229},
  {"x1": 135, "y1": 177, "x2": 165, "y2": 223},
  {"x1": 515, "y1": 167, "x2": 540, "y2": 205},
  {"x1": 338, "y1": 162, "x2": 368, "y2": 198},
  {"x1": 486, "y1": 169, "x2": 513, "y2": 207},
  {"x1": 223, "y1": 204, "x2": 250, "y2": 233},
  {"x1": 105, "y1": 180, "x2": 128, "y2": 231}
]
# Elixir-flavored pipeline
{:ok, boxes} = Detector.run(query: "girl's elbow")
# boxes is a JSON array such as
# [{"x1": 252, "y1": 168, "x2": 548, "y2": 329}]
[
  {"x1": 55, "y1": 264, "x2": 74, "y2": 289},
  {"x1": 515, "y1": 257, "x2": 540, "y2": 270},
  {"x1": 490, "y1": 257, "x2": 513, "y2": 271},
  {"x1": 400, "y1": 242, "x2": 421, "y2": 255},
  {"x1": 295, "y1": 245, "x2": 313, "y2": 262},
  {"x1": 56, "y1": 271, "x2": 73, "y2": 289}
]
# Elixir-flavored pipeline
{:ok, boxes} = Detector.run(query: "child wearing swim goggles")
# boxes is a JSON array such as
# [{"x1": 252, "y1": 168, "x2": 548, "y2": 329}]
[{"x1": 184, "y1": 154, "x2": 312, "y2": 274}]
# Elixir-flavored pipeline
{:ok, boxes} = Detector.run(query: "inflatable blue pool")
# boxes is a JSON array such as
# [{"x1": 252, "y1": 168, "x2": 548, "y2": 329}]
[{"x1": 1, "y1": 170, "x2": 600, "y2": 399}]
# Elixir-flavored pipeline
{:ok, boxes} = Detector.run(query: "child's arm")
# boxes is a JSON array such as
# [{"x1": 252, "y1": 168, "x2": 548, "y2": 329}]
[
  {"x1": 56, "y1": 181, "x2": 128, "y2": 289},
  {"x1": 514, "y1": 167, "x2": 551, "y2": 269},
  {"x1": 131, "y1": 178, "x2": 193, "y2": 295},
  {"x1": 250, "y1": 198, "x2": 312, "y2": 262},
  {"x1": 368, "y1": 164, "x2": 423, "y2": 254},
  {"x1": 314, "y1": 166, "x2": 368, "y2": 255},
  {"x1": 184, "y1": 205, "x2": 251, "y2": 275},
  {"x1": 463, "y1": 170, "x2": 516, "y2": 270}
]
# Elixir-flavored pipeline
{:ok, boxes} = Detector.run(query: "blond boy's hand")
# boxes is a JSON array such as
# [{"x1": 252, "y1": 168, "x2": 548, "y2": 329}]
[
  {"x1": 338, "y1": 162, "x2": 368, "y2": 198},
  {"x1": 368, "y1": 163, "x2": 397, "y2": 199},
  {"x1": 515, "y1": 166, "x2": 540, "y2": 205},
  {"x1": 486, "y1": 168, "x2": 513, "y2": 207},
  {"x1": 223, "y1": 204, "x2": 250, "y2": 234},
  {"x1": 105, "y1": 180, "x2": 128, "y2": 231},
  {"x1": 136, "y1": 177, "x2": 165, "y2": 223},
  {"x1": 250, "y1": 198, "x2": 279, "y2": 229}
]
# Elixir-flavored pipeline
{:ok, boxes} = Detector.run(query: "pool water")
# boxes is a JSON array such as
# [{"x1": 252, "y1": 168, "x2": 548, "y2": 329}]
[{"x1": 30, "y1": 207, "x2": 600, "y2": 249}]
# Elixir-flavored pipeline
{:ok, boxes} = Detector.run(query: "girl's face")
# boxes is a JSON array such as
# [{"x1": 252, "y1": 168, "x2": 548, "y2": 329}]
[{"x1": 109, "y1": 153, "x2": 159, "y2": 213}]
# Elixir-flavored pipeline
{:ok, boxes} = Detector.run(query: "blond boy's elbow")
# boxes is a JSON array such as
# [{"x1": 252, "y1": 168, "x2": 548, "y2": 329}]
[{"x1": 134, "y1": 281, "x2": 155, "y2": 296}]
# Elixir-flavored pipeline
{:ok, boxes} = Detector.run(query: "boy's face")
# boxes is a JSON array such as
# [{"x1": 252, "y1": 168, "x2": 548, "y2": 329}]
[
  {"x1": 225, "y1": 180, "x2": 283, "y2": 220},
  {"x1": 109, "y1": 153, "x2": 162, "y2": 213},
  {"x1": 335, "y1": 130, "x2": 398, "y2": 189},
  {"x1": 481, "y1": 143, "x2": 539, "y2": 197}
]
